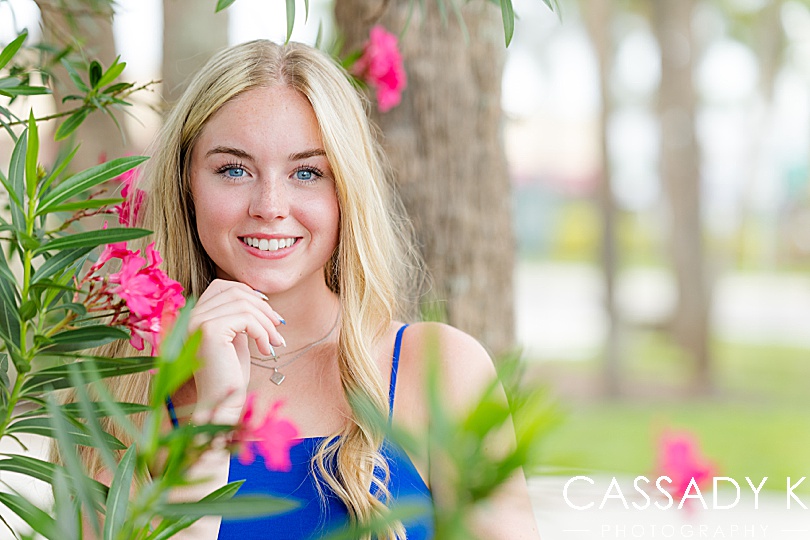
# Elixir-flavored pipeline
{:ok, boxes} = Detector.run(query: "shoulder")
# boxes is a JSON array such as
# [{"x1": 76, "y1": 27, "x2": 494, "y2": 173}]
[{"x1": 397, "y1": 321, "x2": 497, "y2": 414}]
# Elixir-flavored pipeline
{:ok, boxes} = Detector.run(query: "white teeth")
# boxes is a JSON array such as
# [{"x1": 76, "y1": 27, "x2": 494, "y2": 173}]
[{"x1": 242, "y1": 237, "x2": 296, "y2": 252}]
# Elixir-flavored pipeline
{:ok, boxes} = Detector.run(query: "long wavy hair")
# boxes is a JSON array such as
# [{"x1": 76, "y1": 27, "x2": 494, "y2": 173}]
[{"x1": 55, "y1": 40, "x2": 424, "y2": 539}]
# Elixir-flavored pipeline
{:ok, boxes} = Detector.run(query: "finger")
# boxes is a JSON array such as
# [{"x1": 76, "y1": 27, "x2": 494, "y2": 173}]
[
  {"x1": 196, "y1": 281, "x2": 285, "y2": 325},
  {"x1": 190, "y1": 300, "x2": 285, "y2": 349},
  {"x1": 196, "y1": 312, "x2": 276, "y2": 357}
]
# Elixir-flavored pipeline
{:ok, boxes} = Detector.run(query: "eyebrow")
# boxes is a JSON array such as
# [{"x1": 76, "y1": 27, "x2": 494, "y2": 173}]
[{"x1": 205, "y1": 146, "x2": 326, "y2": 162}]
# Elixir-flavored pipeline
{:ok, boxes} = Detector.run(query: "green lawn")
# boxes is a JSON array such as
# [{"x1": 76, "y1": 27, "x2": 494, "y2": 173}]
[{"x1": 529, "y1": 332, "x2": 810, "y2": 492}]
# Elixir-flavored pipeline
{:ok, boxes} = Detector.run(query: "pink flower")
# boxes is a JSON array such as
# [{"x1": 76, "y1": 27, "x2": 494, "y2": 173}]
[
  {"x1": 352, "y1": 25, "x2": 407, "y2": 113},
  {"x1": 233, "y1": 394, "x2": 300, "y2": 472},
  {"x1": 85, "y1": 241, "x2": 185, "y2": 355},
  {"x1": 657, "y1": 429, "x2": 715, "y2": 501},
  {"x1": 113, "y1": 166, "x2": 145, "y2": 227}
]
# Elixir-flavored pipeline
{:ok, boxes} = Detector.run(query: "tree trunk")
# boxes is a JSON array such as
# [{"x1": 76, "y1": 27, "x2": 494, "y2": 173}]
[
  {"x1": 37, "y1": 0, "x2": 129, "y2": 169},
  {"x1": 582, "y1": 0, "x2": 621, "y2": 398},
  {"x1": 652, "y1": 0, "x2": 711, "y2": 395},
  {"x1": 335, "y1": 0, "x2": 515, "y2": 355},
  {"x1": 162, "y1": 0, "x2": 229, "y2": 105}
]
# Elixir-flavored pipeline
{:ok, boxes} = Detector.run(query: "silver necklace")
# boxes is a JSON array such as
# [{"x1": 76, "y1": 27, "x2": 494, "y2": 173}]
[{"x1": 250, "y1": 314, "x2": 339, "y2": 385}]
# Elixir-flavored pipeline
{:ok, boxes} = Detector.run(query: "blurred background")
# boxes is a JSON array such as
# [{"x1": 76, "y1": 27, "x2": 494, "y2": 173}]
[{"x1": 3, "y1": 0, "x2": 810, "y2": 536}]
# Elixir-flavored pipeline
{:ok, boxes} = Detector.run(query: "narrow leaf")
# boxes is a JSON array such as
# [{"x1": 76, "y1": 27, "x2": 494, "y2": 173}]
[
  {"x1": 159, "y1": 495, "x2": 296, "y2": 518},
  {"x1": 215, "y1": 0, "x2": 237, "y2": 11},
  {"x1": 21, "y1": 357, "x2": 155, "y2": 395},
  {"x1": 33, "y1": 227, "x2": 151, "y2": 255},
  {"x1": 61, "y1": 58, "x2": 89, "y2": 93},
  {"x1": 54, "y1": 108, "x2": 90, "y2": 141},
  {"x1": 89, "y1": 60, "x2": 102, "y2": 88},
  {"x1": 0, "y1": 31, "x2": 27, "y2": 71},
  {"x1": 146, "y1": 482, "x2": 244, "y2": 540},
  {"x1": 285, "y1": 0, "x2": 295, "y2": 42},
  {"x1": 0, "y1": 492, "x2": 60, "y2": 538},
  {"x1": 7, "y1": 416, "x2": 126, "y2": 449},
  {"x1": 47, "y1": 325, "x2": 130, "y2": 349},
  {"x1": 37, "y1": 155, "x2": 147, "y2": 214},
  {"x1": 500, "y1": 0, "x2": 515, "y2": 47},
  {"x1": 0, "y1": 85, "x2": 50, "y2": 97},
  {"x1": 25, "y1": 110, "x2": 38, "y2": 200},
  {"x1": 8, "y1": 130, "x2": 27, "y2": 230},
  {"x1": 48, "y1": 197, "x2": 123, "y2": 213},
  {"x1": 97, "y1": 57, "x2": 125, "y2": 89},
  {"x1": 0, "y1": 454, "x2": 108, "y2": 500},
  {"x1": 104, "y1": 446, "x2": 136, "y2": 540},
  {"x1": 32, "y1": 247, "x2": 93, "y2": 284}
]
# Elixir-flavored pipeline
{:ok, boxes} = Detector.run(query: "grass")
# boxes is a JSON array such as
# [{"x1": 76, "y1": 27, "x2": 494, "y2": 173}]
[{"x1": 528, "y1": 331, "x2": 810, "y2": 492}]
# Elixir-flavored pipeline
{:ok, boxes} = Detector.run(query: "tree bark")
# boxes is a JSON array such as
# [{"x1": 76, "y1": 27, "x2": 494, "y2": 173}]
[
  {"x1": 582, "y1": 0, "x2": 621, "y2": 398},
  {"x1": 335, "y1": 0, "x2": 516, "y2": 355},
  {"x1": 652, "y1": 0, "x2": 711, "y2": 395},
  {"x1": 162, "y1": 0, "x2": 229, "y2": 105},
  {"x1": 37, "y1": 0, "x2": 129, "y2": 169}
]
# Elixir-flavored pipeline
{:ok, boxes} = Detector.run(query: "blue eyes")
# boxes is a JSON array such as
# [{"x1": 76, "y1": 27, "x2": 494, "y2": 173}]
[{"x1": 215, "y1": 163, "x2": 323, "y2": 183}]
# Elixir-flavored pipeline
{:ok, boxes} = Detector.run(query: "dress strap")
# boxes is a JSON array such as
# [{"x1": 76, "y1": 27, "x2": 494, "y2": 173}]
[{"x1": 388, "y1": 324, "x2": 410, "y2": 423}]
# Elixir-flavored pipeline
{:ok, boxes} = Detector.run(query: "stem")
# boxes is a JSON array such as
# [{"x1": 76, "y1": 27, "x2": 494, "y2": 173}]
[{"x1": 0, "y1": 376, "x2": 25, "y2": 438}]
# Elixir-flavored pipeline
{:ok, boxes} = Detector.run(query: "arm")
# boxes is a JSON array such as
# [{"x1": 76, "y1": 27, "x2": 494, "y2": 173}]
[{"x1": 420, "y1": 323, "x2": 540, "y2": 540}]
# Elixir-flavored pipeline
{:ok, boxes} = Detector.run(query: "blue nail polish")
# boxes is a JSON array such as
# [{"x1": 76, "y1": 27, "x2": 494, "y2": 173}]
[
  {"x1": 279, "y1": 318, "x2": 287, "y2": 325},
  {"x1": 253, "y1": 289, "x2": 269, "y2": 301}
]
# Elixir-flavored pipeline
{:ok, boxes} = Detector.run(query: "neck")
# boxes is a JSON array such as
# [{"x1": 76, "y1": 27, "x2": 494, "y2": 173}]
[{"x1": 258, "y1": 275, "x2": 341, "y2": 354}]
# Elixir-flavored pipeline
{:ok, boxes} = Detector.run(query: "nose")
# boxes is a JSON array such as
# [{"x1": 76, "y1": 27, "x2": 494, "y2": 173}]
[{"x1": 248, "y1": 176, "x2": 290, "y2": 220}]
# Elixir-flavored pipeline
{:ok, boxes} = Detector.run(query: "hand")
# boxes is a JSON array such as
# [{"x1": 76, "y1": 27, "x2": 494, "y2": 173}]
[{"x1": 187, "y1": 279, "x2": 285, "y2": 423}]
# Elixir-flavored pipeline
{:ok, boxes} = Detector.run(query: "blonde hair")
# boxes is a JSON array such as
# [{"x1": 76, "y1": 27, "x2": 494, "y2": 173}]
[{"x1": 56, "y1": 40, "x2": 423, "y2": 538}]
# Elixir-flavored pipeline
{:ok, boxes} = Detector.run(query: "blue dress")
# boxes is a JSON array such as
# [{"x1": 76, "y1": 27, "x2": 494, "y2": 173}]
[{"x1": 218, "y1": 325, "x2": 434, "y2": 539}]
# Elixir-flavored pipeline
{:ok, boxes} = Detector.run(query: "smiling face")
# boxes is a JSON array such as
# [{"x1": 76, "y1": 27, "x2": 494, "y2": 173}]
[{"x1": 189, "y1": 85, "x2": 340, "y2": 296}]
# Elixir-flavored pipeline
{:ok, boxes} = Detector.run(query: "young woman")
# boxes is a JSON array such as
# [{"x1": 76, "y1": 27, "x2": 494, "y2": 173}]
[{"x1": 69, "y1": 40, "x2": 539, "y2": 539}]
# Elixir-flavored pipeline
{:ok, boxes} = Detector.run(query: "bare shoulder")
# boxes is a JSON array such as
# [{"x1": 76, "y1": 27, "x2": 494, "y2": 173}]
[{"x1": 399, "y1": 321, "x2": 497, "y2": 413}]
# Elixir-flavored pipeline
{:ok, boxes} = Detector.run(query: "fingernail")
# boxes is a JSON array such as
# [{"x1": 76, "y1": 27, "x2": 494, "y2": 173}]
[
  {"x1": 269, "y1": 344, "x2": 276, "y2": 358},
  {"x1": 279, "y1": 317, "x2": 287, "y2": 325},
  {"x1": 253, "y1": 289, "x2": 269, "y2": 301},
  {"x1": 279, "y1": 335, "x2": 287, "y2": 348}
]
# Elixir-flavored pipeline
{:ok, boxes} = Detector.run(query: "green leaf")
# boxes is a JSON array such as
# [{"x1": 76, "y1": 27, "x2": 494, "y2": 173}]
[
  {"x1": 0, "y1": 492, "x2": 60, "y2": 538},
  {"x1": 21, "y1": 357, "x2": 155, "y2": 395},
  {"x1": 7, "y1": 416, "x2": 126, "y2": 449},
  {"x1": 0, "y1": 85, "x2": 50, "y2": 97},
  {"x1": 159, "y1": 495, "x2": 296, "y2": 519},
  {"x1": 0, "y1": 353, "x2": 9, "y2": 390},
  {"x1": 500, "y1": 0, "x2": 515, "y2": 47},
  {"x1": 46, "y1": 326, "x2": 130, "y2": 352},
  {"x1": 37, "y1": 155, "x2": 147, "y2": 214},
  {"x1": 97, "y1": 57, "x2": 125, "y2": 89},
  {"x1": 34, "y1": 227, "x2": 151, "y2": 255},
  {"x1": 52, "y1": 468, "x2": 81, "y2": 540},
  {"x1": 18, "y1": 401, "x2": 150, "y2": 421},
  {"x1": 145, "y1": 482, "x2": 244, "y2": 540},
  {"x1": 285, "y1": 0, "x2": 295, "y2": 42},
  {"x1": 0, "y1": 454, "x2": 108, "y2": 500},
  {"x1": 215, "y1": 0, "x2": 237, "y2": 11},
  {"x1": 32, "y1": 247, "x2": 93, "y2": 284},
  {"x1": 46, "y1": 395, "x2": 107, "y2": 526},
  {"x1": 8, "y1": 130, "x2": 27, "y2": 230},
  {"x1": 54, "y1": 107, "x2": 90, "y2": 141},
  {"x1": 0, "y1": 249, "x2": 21, "y2": 354},
  {"x1": 45, "y1": 301, "x2": 87, "y2": 317},
  {"x1": 47, "y1": 197, "x2": 123, "y2": 214},
  {"x1": 104, "y1": 446, "x2": 136, "y2": 540},
  {"x1": 61, "y1": 58, "x2": 89, "y2": 93},
  {"x1": 19, "y1": 300, "x2": 36, "y2": 322},
  {"x1": 0, "y1": 168, "x2": 22, "y2": 212},
  {"x1": 0, "y1": 31, "x2": 27, "y2": 71},
  {"x1": 25, "y1": 111, "x2": 38, "y2": 200},
  {"x1": 102, "y1": 82, "x2": 133, "y2": 95},
  {"x1": 89, "y1": 60, "x2": 102, "y2": 88}
]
